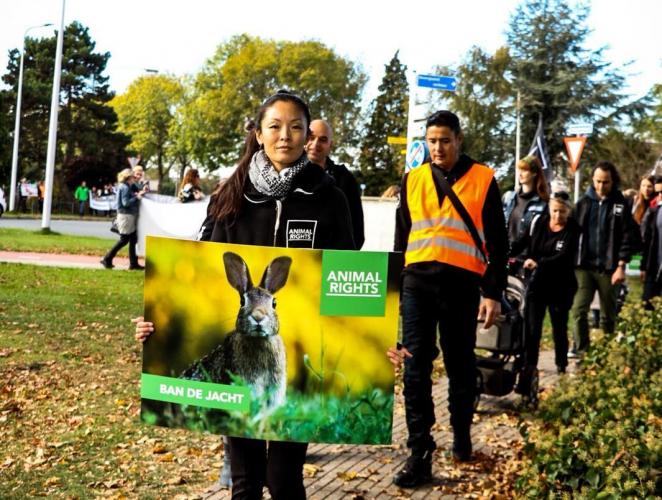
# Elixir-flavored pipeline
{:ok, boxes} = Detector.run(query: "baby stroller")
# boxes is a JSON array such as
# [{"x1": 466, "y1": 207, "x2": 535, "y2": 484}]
[{"x1": 473, "y1": 273, "x2": 539, "y2": 409}]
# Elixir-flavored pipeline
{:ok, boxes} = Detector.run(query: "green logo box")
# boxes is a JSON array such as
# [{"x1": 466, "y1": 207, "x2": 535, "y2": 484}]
[
  {"x1": 320, "y1": 250, "x2": 389, "y2": 317},
  {"x1": 141, "y1": 373, "x2": 250, "y2": 412}
]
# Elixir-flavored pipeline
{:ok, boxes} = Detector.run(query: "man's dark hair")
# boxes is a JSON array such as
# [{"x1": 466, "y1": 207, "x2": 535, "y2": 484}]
[
  {"x1": 655, "y1": 175, "x2": 662, "y2": 184},
  {"x1": 592, "y1": 160, "x2": 621, "y2": 188},
  {"x1": 426, "y1": 110, "x2": 461, "y2": 135}
]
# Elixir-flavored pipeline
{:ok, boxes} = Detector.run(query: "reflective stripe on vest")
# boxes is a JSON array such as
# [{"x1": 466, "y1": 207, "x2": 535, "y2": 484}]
[{"x1": 405, "y1": 162, "x2": 494, "y2": 275}]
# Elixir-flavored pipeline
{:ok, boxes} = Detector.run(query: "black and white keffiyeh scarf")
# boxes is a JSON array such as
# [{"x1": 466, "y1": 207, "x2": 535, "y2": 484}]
[{"x1": 248, "y1": 149, "x2": 307, "y2": 199}]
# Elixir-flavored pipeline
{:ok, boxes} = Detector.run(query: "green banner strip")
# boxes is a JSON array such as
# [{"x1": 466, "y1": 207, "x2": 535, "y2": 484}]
[{"x1": 141, "y1": 373, "x2": 250, "y2": 412}]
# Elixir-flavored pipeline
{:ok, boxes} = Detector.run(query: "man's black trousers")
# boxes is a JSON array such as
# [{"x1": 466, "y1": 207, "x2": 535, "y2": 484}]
[{"x1": 401, "y1": 278, "x2": 480, "y2": 455}]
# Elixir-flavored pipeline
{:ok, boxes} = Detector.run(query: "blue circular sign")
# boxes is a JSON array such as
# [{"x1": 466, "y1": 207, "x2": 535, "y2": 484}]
[{"x1": 406, "y1": 140, "x2": 428, "y2": 171}]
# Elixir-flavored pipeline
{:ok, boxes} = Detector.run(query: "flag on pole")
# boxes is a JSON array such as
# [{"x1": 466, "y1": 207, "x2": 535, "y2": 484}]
[{"x1": 528, "y1": 114, "x2": 552, "y2": 182}]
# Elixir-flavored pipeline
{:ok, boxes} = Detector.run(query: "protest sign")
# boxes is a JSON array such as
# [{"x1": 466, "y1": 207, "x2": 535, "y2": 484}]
[{"x1": 140, "y1": 236, "x2": 402, "y2": 445}]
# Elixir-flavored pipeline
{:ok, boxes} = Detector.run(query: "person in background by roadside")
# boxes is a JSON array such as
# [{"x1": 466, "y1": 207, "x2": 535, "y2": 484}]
[
  {"x1": 37, "y1": 180, "x2": 45, "y2": 213},
  {"x1": 381, "y1": 184, "x2": 401, "y2": 201},
  {"x1": 570, "y1": 161, "x2": 640, "y2": 358},
  {"x1": 632, "y1": 174, "x2": 655, "y2": 227},
  {"x1": 177, "y1": 168, "x2": 204, "y2": 203},
  {"x1": 306, "y1": 119, "x2": 365, "y2": 249},
  {"x1": 132, "y1": 166, "x2": 149, "y2": 192},
  {"x1": 74, "y1": 181, "x2": 90, "y2": 217},
  {"x1": 100, "y1": 169, "x2": 147, "y2": 270},
  {"x1": 641, "y1": 176, "x2": 662, "y2": 308}
]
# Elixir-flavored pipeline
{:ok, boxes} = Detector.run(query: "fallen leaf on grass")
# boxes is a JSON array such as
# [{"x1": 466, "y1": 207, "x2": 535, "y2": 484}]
[
  {"x1": 157, "y1": 452, "x2": 175, "y2": 463},
  {"x1": 166, "y1": 475, "x2": 186, "y2": 486},
  {"x1": 152, "y1": 444, "x2": 167, "y2": 454},
  {"x1": 44, "y1": 476, "x2": 61, "y2": 487}
]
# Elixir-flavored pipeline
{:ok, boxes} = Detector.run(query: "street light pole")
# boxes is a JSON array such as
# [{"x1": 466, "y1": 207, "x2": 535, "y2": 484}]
[
  {"x1": 8, "y1": 22, "x2": 53, "y2": 212},
  {"x1": 42, "y1": 0, "x2": 66, "y2": 231}
]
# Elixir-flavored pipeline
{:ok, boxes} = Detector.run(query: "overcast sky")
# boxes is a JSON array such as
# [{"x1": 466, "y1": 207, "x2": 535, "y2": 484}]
[{"x1": 3, "y1": 0, "x2": 661, "y2": 104}]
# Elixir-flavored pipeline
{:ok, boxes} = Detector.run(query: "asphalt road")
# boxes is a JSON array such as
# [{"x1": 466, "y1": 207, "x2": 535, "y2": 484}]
[{"x1": 0, "y1": 217, "x2": 115, "y2": 239}]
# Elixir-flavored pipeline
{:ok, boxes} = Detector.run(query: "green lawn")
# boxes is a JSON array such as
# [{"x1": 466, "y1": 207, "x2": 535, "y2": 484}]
[
  {"x1": 0, "y1": 228, "x2": 127, "y2": 257},
  {"x1": 0, "y1": 264, "x2": 220, "y2": 498}
]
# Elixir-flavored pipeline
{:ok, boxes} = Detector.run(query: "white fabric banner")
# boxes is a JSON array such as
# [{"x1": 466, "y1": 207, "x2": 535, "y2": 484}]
[
  {"x1": 136, "y1": 195, "x2": 209, "y2": 256},
  {"x1": 89, "y1": 195, "x2": 117, "y2": 211},
  {"x1": 135, "y1": 195, "x2": 397, "y2": 257}
]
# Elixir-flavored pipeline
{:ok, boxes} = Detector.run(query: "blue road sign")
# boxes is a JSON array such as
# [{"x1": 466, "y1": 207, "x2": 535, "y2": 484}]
[
  {"x1": 417, "y1": 74, "x2": 457, "y2": 91},
  {"x1": 406, "y1": 140, "x2": 428, "y2": 171}
]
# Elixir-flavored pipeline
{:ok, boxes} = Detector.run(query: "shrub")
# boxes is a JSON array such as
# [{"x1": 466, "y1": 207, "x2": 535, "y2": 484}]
[{"x1": 516, "y1": 299, "x2": 662, "y2": 498}]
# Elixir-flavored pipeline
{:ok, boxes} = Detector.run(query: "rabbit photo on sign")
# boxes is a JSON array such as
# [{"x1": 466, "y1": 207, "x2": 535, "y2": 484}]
[{"x1": 181, "y1": 251, "x2": 292, "y2": 415}]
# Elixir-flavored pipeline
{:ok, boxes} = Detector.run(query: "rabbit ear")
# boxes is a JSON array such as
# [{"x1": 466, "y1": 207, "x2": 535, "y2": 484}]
[
  {"x1": 223, "y1": 252, "x2": 253, "y2": 294},
  {"x1": 260, "y1": 256, "x2": 292, "y2": 293}
]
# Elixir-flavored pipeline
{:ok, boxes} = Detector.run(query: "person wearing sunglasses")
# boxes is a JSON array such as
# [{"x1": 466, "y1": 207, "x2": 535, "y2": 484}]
[
  {"x1": 511, "y1": 190, "x2": 579, "y2": 378},
  {"x1": 640, "y1": 175, "x2": 662, "y2": 308}
]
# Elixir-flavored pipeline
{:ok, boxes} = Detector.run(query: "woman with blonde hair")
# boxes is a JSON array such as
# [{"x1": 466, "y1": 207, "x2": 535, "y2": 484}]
[
  {"x1": 101, "y1": 168, "x2": 147, "y2": 270},
  {"x1": 178, "y1": 168, "x2": 204, "y2": 202},
  {"x1": 503, "y1": 155, "x2": 550, "y2": 267}
]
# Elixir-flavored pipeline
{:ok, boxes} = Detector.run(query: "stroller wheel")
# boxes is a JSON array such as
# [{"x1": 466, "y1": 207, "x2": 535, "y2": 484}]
[{"x1": 473, "y1": 371, "x2": 483, "y2": 410}]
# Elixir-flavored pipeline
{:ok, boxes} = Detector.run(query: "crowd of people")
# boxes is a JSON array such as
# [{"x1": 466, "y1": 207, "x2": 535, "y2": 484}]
[{"x1": 126, "y1": 90, "x2": 660, "y2": 498}]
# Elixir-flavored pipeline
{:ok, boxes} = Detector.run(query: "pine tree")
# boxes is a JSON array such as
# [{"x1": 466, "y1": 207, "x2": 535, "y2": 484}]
[
  {"x1": 358, "y1": 52, "x2": 408, "y2": 196},
  {"x1": 507, "y1": 0, "x2": 627, "y2": 170},
  {"x1": 2, "y1": 22, "x2": 128, "y2": 192}
]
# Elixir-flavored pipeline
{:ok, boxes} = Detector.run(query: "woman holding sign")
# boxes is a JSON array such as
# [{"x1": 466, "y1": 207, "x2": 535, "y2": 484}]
[{"x1": 135, "y1": 90, "x2": 355, "y2": 499}]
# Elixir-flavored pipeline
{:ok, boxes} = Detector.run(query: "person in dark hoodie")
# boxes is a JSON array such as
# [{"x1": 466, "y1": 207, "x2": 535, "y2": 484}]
[
  {"x1": 570, "y1": 160, "x2": 640, "y2": 357},
  {"x1": 305, "y1": 119, "x2": 365, "y2": 248},
  {"x1": 134, "y1": 90, "x2": 355, "y2": 500}
]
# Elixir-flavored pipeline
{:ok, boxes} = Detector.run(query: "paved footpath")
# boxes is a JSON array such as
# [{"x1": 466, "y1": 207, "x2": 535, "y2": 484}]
[
  {"x1": 202, "y1": 352, "x2": 568, "y2": 500},
  {"x1": 0, "y1": 250, "x2": 142, "y2": 270}
]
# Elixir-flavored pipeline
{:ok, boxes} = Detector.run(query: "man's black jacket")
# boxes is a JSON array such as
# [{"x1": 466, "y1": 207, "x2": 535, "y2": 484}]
[
  {"x1": 325, "y1": 158, "x2": 365, "y2": 249},
  {"x1": 573, "y1": 186, "x2": 640, "y2": 273}
]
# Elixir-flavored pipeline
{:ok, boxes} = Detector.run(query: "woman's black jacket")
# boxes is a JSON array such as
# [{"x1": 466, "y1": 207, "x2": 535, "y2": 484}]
[
  {"x1": 641, "y1": 204, "x2": 661, "y2": 277},
  {"x1": 198, "y1": 163, "x2": 356, "y2": 250}
]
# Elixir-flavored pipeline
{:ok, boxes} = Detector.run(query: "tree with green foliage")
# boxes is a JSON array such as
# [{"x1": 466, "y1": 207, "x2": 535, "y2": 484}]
[
  {"x1": 507, "y1": 0, "x2": 630, "y2": 174},
  {"x1": 110, "y1": 74, "x2": 185, "y2": 186},
  {"x1": 431, "y1": 47, "x2": 514, "y2": 173},
  {"x1": 188, "y1": 34, "x2": 366, "y2": 170},
  {"x1": 588, "y1": 127, "x2": 658, "y2": 189},
  {"x1": 357, "y1": 51, "x2": 409, "y2": 195},
  {"x1": 636, "y1": 84, "x2": 662, "y2": 146},
  {"x1": 0, "y1": 91, "x2": 13, "y2": 187},
  {"x1": 2, "y1": 22, "x2": 128, "y2": 192}
]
